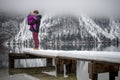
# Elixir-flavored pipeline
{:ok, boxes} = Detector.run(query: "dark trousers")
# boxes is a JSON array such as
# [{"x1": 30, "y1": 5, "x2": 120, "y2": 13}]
[{"x1": 32, "y1": 32, "x2": 39, "y2": 48}]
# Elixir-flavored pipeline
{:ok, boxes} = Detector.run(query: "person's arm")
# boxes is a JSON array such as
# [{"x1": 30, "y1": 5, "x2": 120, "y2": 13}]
[
  {"x1": 29, "y1": 15, "x2": 42, "y2": 25},
  {"x1": 28, "y1": 15, "x2": 37, "y2": 25},
  {"x1": 28, "y1": 19, "x2": 36, "y2": 25}
]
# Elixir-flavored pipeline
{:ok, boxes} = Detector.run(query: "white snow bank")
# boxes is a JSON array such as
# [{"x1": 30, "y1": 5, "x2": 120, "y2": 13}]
[{"x1": 23, "y1": 48, "x2": 120, "y2": 64}]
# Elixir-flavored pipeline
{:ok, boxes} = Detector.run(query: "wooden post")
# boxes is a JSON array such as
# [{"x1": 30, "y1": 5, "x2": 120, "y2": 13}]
[
  {"x1": 65, "y1": 60, "x2": 76, "y2": 74},
  {"x1": 109, "y1": 72, "x2": 118, "y2": 80},
  {"x1": 9, "y1": 54, "x2": 14, "y2": 68},
  {"x1": 9, "y1": 59, "x2": 14, "y2": 68},
  {"x1": 91, "y1": 74, "x2": 98, "y2": 80},
  {"x1": 71, "y1": 60, "x2": 76, "y2": 73},
  {"x1": 55, "y1": 58, "x2": 64, "y2": 76},
  {"x1": 109, "y1": 72, "x2": 115, "y2": 80},
  {"x1": 47, "y1": 58, "x2": 52, "y2": 66},
  {"x1": 88, "y1": 62, "x2": 98, "y2": 80},
  {"x1": 55, "y1": 59, "x2": 76, "y2": 76}
]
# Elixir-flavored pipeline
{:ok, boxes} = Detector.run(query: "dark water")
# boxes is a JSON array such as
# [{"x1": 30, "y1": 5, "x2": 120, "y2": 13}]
[
  {"x1": 0, "y1": 43, "x2": 120, "y2": 80},
  {"x1": 0, "y1": 45, "x2": 9, "y2": 68}
]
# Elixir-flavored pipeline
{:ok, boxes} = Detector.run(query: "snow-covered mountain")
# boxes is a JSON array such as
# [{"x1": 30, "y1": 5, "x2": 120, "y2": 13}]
[
  {"x1": 40, "y1": 15, "x2": 120, "y2": 42},
  {"x1": 93, "y1": 17, "x2": 120, "y2": 40},
  {"x1": 0, "y1": 13, "x2": 23, "y2": 44},
  {"x1": 9, "y1": 14, "x2": 120, "y2": 44}
]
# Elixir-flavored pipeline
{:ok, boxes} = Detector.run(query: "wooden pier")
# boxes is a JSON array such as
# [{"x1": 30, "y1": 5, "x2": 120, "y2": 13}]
[{"x1": 9, "y1": 48, "x2": 120, "y2": 80}]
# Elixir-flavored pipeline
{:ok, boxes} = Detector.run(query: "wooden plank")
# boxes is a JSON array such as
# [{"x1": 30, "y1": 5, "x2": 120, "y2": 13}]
[
  {"x1": 25, "y1": 53, "x2": 56, "y2": 58},
  {"x1": 9, "y1": 53, "x2": 45, "y2": 59},
  {"x1": 88, "y1": 62, "x2": 119, "y2": 74},
  {"x1": 23, "y1": 48, "x2": 120, "y2": 64}
]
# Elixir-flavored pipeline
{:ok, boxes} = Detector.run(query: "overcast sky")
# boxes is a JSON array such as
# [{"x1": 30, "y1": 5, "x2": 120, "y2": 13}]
[{"x1": 0, "y1": 0, "x2": 120, "y2": 16}]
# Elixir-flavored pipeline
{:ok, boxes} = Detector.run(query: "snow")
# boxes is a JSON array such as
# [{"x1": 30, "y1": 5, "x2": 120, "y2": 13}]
[
  {"x1": 23, "y1": 48, "x2": 58, "y2": 58},
  {"x1": 80, "y1": 15, "x2": 118, "y2": 41},
  {"x1": 23, "y1": 48, "x2": 120, "y2": 64}
]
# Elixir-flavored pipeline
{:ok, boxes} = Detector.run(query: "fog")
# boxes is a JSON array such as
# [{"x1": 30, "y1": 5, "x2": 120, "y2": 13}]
[{"x1": 0, "y1": 0, "x2": 120, "y2": 16}]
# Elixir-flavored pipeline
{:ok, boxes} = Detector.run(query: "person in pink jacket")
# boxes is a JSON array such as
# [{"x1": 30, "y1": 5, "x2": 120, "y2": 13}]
[{"x1": 27, "y1": 10, "x2": 42, "y2": 50}]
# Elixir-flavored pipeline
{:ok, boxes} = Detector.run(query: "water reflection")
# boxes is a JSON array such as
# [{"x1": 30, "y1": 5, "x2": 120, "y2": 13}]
[{"x1": 41, "y1": 43, "x2": 120, "y2": 51}]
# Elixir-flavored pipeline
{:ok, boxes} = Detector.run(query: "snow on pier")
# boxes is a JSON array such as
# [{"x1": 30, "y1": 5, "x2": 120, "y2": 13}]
[{"x1": 23, "y1": 48, "x2": 120, "y2": 64}]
